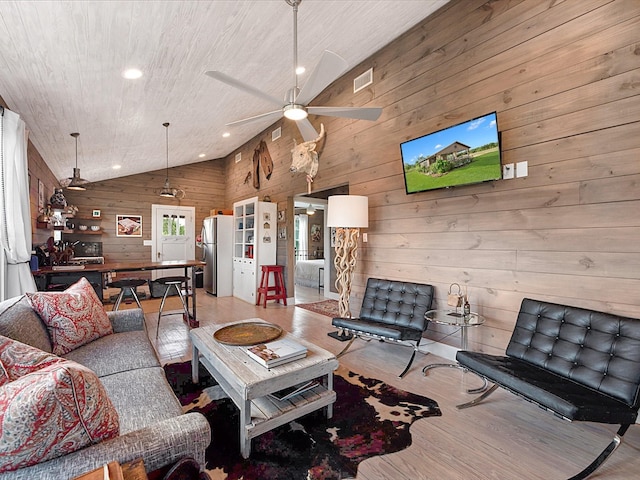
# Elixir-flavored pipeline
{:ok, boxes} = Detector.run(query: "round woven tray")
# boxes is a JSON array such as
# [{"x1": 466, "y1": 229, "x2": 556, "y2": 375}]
[{"x1": 213, "y1": 322, "x2": 283, "y2": 346}]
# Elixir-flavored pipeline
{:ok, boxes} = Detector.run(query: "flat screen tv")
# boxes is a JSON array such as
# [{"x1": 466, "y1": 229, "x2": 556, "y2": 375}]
[{"x1": 400, "y1": 112, "x2": 502, "y2": 194}]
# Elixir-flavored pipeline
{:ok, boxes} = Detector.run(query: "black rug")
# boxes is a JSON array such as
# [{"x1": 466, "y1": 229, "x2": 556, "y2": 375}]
[{"x1": 164, "y1": 361, "x2": 441, "y2": 480}]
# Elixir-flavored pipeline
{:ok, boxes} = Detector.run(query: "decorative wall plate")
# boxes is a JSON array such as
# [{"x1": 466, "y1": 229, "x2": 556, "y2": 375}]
[{"x1": 213, "y1": 322, "x2": 283, "y2": 346}]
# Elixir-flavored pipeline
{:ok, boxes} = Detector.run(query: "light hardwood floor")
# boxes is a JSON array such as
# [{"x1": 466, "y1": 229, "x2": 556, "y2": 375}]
[{"x1": 129, "y1": 287, "x2": 640, "y2": 480}]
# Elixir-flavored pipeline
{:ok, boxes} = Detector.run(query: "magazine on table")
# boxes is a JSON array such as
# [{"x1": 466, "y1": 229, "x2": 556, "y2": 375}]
[{"x1": 246, "y1": 337, "x2": 307, "y2": 368}]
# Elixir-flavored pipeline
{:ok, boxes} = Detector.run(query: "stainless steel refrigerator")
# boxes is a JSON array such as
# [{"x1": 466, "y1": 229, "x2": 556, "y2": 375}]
[{"x1": 201, "y1": 215, "x2": 233, "y2": 296}]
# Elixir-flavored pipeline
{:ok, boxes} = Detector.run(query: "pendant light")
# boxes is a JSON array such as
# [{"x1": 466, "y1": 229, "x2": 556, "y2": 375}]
[
  {"x1": 306, "y1": 204, "x2": 315, "y2": 215},
  {"x1": 66, "y1": 132, "x2": 89, "y2": 190},
  {"x1": 159, "y1": 122, "x2": 175, "y2": 198}
]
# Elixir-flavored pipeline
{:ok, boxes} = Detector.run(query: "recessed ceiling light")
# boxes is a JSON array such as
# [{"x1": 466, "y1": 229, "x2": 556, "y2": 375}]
[
  {"x1": 198, "y1": 153, "x2": 205, "y2": 158},
  {"x1": 122, "y1": 68, "x2": 143, "y2": 79},
  {"x1": 295, "y1": 66, "x2": 305, "y2": 75},
  {"x1": 222, "y1": 132, "x2": 231, "y2": 138},
  {"x1": 112, "y1": 164, "x2": 122, "y2": 170}
]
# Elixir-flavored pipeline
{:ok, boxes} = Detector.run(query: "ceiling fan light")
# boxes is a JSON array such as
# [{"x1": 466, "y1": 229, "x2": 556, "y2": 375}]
[{"x1": 283, "y1": 104, "x2": 308, "y2": 121}]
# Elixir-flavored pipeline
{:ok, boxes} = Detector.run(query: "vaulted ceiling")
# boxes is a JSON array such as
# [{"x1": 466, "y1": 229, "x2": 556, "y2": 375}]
[{"x1": 0, "y1": 0, "x2": 448, "y2": 184}]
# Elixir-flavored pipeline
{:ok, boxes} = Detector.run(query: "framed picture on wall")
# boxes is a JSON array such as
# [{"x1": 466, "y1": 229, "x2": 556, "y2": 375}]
[
  {"x1": 116, "y1": 215, "x2": 142, "y2": 237},
  {"x1": 311, "y1": 224, "x2": 321, "y2": 242}
]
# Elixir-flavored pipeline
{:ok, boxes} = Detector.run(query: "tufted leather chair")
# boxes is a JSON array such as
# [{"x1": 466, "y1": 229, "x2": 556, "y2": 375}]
[
  {"x1": 331, "y1": 278, "x2": 434, "y2": 378},
  {"x1": 457, "y1": 298, "x2": 640, "y2": 480}
]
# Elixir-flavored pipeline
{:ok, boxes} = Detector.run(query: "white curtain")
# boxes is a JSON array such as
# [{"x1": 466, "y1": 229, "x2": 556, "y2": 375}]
[
  {"x1": 0, "y1": 108, "x2": 36, "y2": 301},
  {"x1": 297, "y1": 214, "x2": 309, "y2": 260}
]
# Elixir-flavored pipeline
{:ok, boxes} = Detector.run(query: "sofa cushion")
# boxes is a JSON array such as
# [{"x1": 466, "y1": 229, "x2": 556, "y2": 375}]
[
  {"x1": 99, "y1": 367, "x2": 182, "y2": 434},
  {"x1": 65, "y1": 330, "x2": 160, "y2": 377},
  {"x1": 0, "y1": 336, "x2": 63, "y2": 386},
  {"x1": 0, "y1": 359, "x2": 120, "y2": 472},
  {"x1": 0, "y1": 295, "x2": 52, "y2": 353},
  {"x1": 27, "y1": 277, "x2": 113, "y2": 355}
]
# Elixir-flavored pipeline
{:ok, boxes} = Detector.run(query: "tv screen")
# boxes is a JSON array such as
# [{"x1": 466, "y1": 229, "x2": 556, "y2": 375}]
[{"x1": 400, "y1": 112, "x2": 502, "y2": 194}]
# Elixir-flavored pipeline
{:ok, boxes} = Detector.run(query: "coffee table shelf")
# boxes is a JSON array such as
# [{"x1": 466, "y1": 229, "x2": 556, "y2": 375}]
[{"x1": 190, "y1": 319, "x2": 338, "y2": 458}]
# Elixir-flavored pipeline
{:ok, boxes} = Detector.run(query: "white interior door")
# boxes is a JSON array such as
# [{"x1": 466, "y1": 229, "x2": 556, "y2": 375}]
[{"x1": 151, "y1": 205, "x2": 195, "y2": 280}]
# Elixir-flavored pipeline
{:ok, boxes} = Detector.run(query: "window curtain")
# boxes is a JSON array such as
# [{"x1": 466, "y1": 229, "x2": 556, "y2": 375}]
[
  {"x1": 297, "y1": 214, "x2": 309, "y2": 260},
  {"x1": 0, "y1": 108, "x2": 36, "y2": 301}
]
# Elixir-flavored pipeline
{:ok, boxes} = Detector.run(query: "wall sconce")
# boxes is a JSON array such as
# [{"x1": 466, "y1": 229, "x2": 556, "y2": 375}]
[{"x1": 326, "y1": 195, "x2": 368, "y2": 318}]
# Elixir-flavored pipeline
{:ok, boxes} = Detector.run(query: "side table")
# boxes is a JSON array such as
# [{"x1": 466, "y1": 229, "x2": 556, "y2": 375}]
[{"x1": 422, "y1": 309, "x2": 487, "y2": 393}]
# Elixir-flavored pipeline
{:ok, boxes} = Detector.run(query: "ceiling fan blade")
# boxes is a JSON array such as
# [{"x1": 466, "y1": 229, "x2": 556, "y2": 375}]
[
  {"x1": 205, "y1": 71, "x2": 283, "y2": 107},
  {"x1": 306, "y1": 106, "x2": 382, "y2": 121},
  {"x1": 295, "y1": 117, "x2": 320, "y2": 142},
  {"x1": 226, "y1": 109, "x2": 284, "y2": 127},
  {"x1": 295, "y1": 50, "x2": 349, "y2": 106}
]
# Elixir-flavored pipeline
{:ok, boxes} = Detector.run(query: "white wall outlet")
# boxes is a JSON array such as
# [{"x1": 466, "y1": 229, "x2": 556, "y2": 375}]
[
  {"x1": 503, "y1": 163, "x2": 515, "y2": 179},
  {"x1": 362, "y1": 233, "x2": 368, "y2": 243},
  {"x1": 516, "y1": 161, "x2": 529, "y2": 178}
]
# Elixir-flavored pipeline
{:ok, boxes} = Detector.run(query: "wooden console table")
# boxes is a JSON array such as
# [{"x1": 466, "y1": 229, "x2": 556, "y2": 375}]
[{"x1": 33, "y1": 260, "x2": 205, "y2": 327}]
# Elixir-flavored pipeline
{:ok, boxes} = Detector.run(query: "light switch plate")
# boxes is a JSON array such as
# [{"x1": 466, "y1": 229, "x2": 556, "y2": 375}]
[
  {"x1": 503, "y1": 163, "x2": 515, "y2": 179},
  {"x1": 143, "y1": 240, "x2": 152, "y2": 246},
  {"x1": 516, "y1": 161, "x2": 529, "y2": 178},
  {"x1": 362, "y1": 233, "x2": 368, "y2": 243}
]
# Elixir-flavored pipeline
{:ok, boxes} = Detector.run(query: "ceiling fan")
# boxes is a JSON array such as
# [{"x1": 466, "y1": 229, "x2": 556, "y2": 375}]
[{"x1": 205, "y1": 0, "x2": 382, "y2": 142}]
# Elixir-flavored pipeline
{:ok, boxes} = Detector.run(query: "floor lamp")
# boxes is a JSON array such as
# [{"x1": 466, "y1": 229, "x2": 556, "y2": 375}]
[{"x1": 327, "y1": 195, "x2": 369, "y2": 319}]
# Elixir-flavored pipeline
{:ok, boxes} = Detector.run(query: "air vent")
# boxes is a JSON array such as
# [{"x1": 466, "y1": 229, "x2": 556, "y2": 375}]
[
  {"x1": 235, "y1": 152, "x2": 242, "y2": 163},
  {"x1": 353, "y1": 68, "x2": 373, "y2": 93},
  {"x1": 272, "y1": 127, "x2": 281, "y2": 141}
]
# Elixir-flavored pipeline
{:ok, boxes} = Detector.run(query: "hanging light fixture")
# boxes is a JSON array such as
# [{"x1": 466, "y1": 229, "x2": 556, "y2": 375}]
[
  {"x1": 65, "y1": 132, "x2": 89, "y2": 191},
  {"x1": 159, "y1": 122, "x2": 175, "y2": 198},
  {"x1": 306, "y1": 203, "x2": 315, "y2": 215}
]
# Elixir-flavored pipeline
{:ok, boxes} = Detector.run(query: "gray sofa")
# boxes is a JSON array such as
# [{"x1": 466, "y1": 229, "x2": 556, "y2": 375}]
[{"x1": 0, "y1": 295, "x2": 211, "y2": 480}]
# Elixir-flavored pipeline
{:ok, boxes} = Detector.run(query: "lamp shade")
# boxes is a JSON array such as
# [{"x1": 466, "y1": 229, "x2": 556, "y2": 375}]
[{"x1": 327, "y1": 195, "x2": 368, "y2": 228}]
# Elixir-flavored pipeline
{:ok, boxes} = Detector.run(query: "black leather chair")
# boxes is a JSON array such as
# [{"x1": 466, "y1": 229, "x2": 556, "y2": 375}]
[
  {"x1": 331, "y1": 278, "x2": 434, "y2": 378},
  {"x1": 457, "y1": 298, "x2": 640, "y2": 480}
]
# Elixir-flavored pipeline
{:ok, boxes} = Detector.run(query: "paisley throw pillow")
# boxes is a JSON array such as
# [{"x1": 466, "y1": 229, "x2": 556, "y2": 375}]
[
  {"x1": 0, "y1": 335, "x2": 64, "y2": 386},
  {"x1": 27, "y1": 277, "x2": 113, "y2": 355},
  {"x1": 0, "y1": 359, "x2": 119, "y2": 472}
]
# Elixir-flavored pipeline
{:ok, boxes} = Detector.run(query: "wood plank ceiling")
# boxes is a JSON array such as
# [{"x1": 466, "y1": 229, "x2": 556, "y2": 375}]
[{"x1": 0, "y1": 0, "x2": 448, "y2": 184}]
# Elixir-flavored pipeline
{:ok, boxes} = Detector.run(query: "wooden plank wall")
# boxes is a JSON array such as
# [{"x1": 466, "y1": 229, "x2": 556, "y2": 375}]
[
  {"x1": 56, "y1": 160, "x2": 225, "y2": 269},
  {"x1": 222, "y1": 0, "x2": 640, "y2": 354}
]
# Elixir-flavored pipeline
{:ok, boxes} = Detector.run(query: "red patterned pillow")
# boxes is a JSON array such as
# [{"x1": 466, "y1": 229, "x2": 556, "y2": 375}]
[
  {"x1": 0, "y1": 336, "x2": 64, "y2": 386},
  {"x1": 27, "y1": 277, "x2": 113, "y2": 355},
  {"x1": 0, "y1": 359, "x2": 120, "y2": 472}
]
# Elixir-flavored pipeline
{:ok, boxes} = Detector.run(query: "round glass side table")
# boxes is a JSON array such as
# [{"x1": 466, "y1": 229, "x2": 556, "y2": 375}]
[{"x1": 422, "y1": 309, "x2": 487, "y2": 393}]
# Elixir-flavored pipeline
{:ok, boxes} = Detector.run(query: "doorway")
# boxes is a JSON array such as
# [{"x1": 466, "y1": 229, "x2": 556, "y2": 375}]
[
  {"x1": 151, "y1": 204, "x2": 196, "y2": 279},
  {"x1": 293, "y1": 197, "x2": 332, "y2": 301}
]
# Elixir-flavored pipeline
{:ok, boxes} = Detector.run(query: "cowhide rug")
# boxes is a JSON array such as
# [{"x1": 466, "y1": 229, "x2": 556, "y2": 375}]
[{"x1": 164, "y1": 361, "x2": 441, "y2": 480}]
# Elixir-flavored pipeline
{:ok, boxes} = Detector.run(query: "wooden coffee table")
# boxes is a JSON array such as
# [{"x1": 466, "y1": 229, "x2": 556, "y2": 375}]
[{"x1": 190, "y1": 319, "x2": 338, "y2": 458}]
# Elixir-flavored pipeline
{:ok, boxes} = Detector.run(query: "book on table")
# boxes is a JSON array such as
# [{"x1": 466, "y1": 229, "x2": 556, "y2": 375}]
[{"x1": 246, "y1": 337, "x2": 307, "y2": 368}]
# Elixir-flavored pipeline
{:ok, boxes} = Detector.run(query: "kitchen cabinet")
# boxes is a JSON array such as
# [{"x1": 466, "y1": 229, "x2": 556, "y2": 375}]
[{"x1": 232, "y1": 197, "x2": 276, "y2": 304}]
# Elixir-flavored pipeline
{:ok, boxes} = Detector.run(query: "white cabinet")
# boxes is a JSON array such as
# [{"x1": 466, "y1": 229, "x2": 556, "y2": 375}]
[{"x1": 232, "y1": 197, "x2": 276, "y2": 303}]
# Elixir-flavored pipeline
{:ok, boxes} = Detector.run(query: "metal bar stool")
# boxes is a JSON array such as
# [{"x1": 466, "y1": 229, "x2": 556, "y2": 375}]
[
  {"x1": 156, "y1": 276, "x2": 190, "y2": 339},
  {"x1": 109, "y1": 278, "x2": 147, "y2": 311}
]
